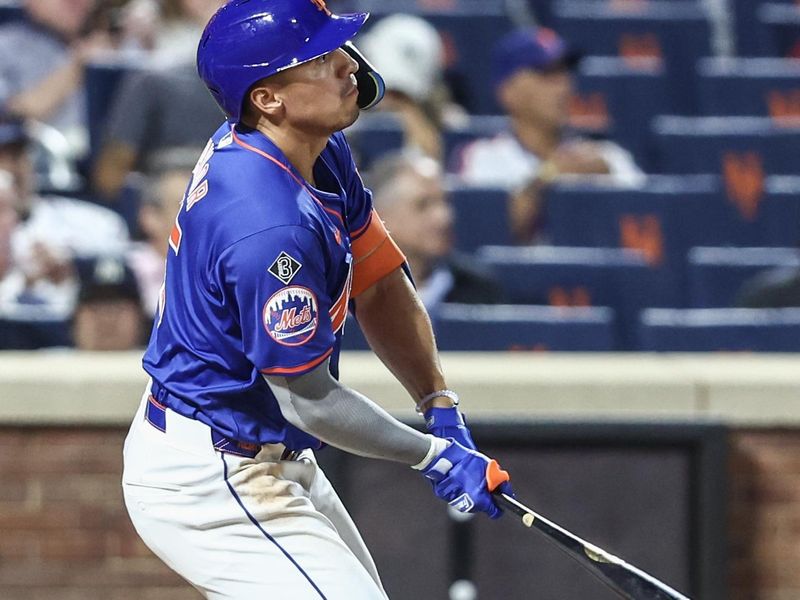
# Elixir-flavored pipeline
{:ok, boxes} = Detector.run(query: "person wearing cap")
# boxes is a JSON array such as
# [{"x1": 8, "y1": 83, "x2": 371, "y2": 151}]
[
  {"x1": 356, "y1": 13, "x2": 466, "y2": 161},
  {"x1": 0, "y1": 117, "x2": 128, "y2": 338},
  {"x1": 456, "y1": 27, "x2": 643, "y2": 243},
  {"x1": 72, "y1": 255, "x2": 146, "y2": 350}
]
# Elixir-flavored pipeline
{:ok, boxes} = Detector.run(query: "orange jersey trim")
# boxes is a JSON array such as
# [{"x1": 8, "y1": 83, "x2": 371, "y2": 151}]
[
  {"x1": 260, "y1": 347, "x2": 334, "y2": 376},
  {"x1": 350, "y1": 210, "x2": 406, "y2": 297},
  {"x1": 231, "y1": 129, "x2": 345, "y2": 226}
]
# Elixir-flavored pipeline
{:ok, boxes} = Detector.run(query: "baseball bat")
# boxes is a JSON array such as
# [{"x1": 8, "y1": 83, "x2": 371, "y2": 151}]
[{"x1": 493, "y1": 492, "x2": 690, "y2": 600}]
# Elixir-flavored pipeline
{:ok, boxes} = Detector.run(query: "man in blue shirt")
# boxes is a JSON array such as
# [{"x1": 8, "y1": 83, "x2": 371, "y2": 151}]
[{"x1": 122, "y1": 1, "x2": 511, "y2": 597}]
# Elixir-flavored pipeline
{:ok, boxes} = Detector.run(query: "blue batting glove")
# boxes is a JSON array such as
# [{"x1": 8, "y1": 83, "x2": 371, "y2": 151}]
[
  {"x1": 421, "y1": 441, "x2": 512, "y2": 519},
  {"x1": 424, "y1": 407, "x2": 477, "y2": 450}
]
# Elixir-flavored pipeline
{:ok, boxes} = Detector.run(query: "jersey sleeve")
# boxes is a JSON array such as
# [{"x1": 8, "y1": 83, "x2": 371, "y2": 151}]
[
  {"x1": 333, "y1": 133, "x2": 406, "y2": 297},
  {"x1": 218, "y1": 225, "x2": 336, "y2": 376}
]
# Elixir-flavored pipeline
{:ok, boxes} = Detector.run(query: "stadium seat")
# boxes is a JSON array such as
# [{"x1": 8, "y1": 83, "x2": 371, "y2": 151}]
[
  {"x1": 0, "y1": 318, "x2": 72, "y2": 350},
  {"x1": 344, "y1": 113, "x2": 404, "y2": 171},
  {"x1": 0, "y1": 4, "x2": 23, "y2": 24},
  {"x1": 542, "y1": 176, "x2": 722, "y2": 306},
  {"x1": 757, "y1": 2, "x2": 800, "y2": 59},
  {"x1": 688, "y1": 247, "x2": 800, "y2": 308},
  {"x1": 551, "y1": 0, "x2": 712, "y2": 114},
  {"x1": 544, "y1": 176, "x2": 800, "y2": 304},
  {"x1": 574, "y1": 56, "x2": 669, "y2": 170},
  {"x1": 638, "y1": 308, "x2": 800, "y2": 352},
  {"x1": 731, "y1": 0, "x2": 799, "y2": 56},
  {"x1": 433, "y1": 303, "x2": 617, "y2": 351},
  {"x1": 650, "y1": 116, "x2": 800, "y2": 175},
  {"x1": 449, "y1": 186, "x2": 512, "y2": 251},
  {"x1": 361, "y1": 9, "x2": 515, "y2": 114},
  {"x1": 696, "y1": 58, "x2": 800, "y2": 119},
  {"x1": 476, "y1": 245, "x2": 671, "y2": 348}
]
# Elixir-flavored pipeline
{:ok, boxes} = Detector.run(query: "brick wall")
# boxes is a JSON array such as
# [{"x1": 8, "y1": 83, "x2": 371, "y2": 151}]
[
  {"x1": 0, "y1": 428, "x2": 197, "y2": 600},
  {"x1": 1, "y1": 426, "x2": 799, "y2": 599}
]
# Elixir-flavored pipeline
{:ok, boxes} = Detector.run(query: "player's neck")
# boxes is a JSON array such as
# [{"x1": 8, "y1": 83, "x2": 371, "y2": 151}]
[
  {"x1": 511, "y1": 119, "x2": 561, "y2": 160},
  {"x1": 255, "y1": 123, "x2": 328, "y2": 185}
]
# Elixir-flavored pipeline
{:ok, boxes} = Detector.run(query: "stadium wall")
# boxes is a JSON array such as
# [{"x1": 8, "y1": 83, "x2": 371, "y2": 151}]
[{"x1": 1, "y1": 352, "x2": 799, "y2": 600}]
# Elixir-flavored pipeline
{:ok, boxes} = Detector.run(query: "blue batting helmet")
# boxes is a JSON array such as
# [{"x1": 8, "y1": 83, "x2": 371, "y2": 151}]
[{"x1": 197, "y1": 0, "x2": 376, "y2": 123}]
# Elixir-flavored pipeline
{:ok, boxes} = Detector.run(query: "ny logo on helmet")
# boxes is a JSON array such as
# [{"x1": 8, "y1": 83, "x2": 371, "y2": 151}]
[{"x1": 310, "y1": 0, "x2": 331, "y2": 16}]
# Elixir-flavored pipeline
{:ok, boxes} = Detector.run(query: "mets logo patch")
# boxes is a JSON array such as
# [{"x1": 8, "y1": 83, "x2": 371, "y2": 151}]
[{"x1": 263, "y1": 286, "x2": 319, "y2": 346}]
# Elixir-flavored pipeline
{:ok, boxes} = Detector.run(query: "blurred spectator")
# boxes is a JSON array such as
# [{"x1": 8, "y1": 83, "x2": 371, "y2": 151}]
[
  {"x1": 91, "y1": 62, "x2": 221, "y2": 200},
  {"x1": 0, "y1": 0, "x2": 115, "y2": 160},
  {"x1": 127, "y1": 167, "x2": 190, "y2": 316},
  {"x1": 358, "y1": 14, "x2": 466, "y2": 161},
  {"x1": 365, "y1": 151, "x2": 503, "y2": 312},
  {"x1": 73, "y1": 255, "x2": 146, "y2": 350},
  {"x1": 91, "y1": 0, "x2": 222, "y2": 201},
  {"x1": 736, "y1": 267, "x2": 800, "y2": 308},
  {"x1": 455, "y1": 27, "x2": 644, "y2": 243},
  {"x1": 0, "y1": 118, "x2": 128, "y2": 329},
  {"x1": 118, "y1": 0, "x2": 224, "y2": 68},
  {"x1": 0, "y1": 169, "x2": 18, "y2": 281}
]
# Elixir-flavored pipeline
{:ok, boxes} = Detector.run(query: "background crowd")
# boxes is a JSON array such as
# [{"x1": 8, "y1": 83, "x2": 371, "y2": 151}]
[{"x1": 1, "y1": 0, "x2": 799, "y2": 351}]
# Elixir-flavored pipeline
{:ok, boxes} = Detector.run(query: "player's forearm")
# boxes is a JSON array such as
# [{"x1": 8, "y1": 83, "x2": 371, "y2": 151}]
[
  {"x1": 354, "y1": 268, "x2": 452, "y2": 408},
  {"x1": 264, "y1": 362, "x2": 431, "y2": 465}
]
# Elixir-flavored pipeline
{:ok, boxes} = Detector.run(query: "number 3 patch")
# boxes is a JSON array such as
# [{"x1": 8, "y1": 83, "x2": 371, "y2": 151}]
[{"x1": 268, "y1": 251, "x2": 302, "y2": 284}]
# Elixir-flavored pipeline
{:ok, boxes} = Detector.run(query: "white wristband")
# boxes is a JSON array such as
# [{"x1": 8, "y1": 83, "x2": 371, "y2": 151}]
[
  {"x1": 411, "y1": 434, "x2": 450, "y2": 471},
  {"x1": 415, "y1": 389, "x2": 460, "y2": 414}
]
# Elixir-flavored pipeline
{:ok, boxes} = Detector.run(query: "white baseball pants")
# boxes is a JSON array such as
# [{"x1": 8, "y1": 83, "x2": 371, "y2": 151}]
[{"x1": 122, "y1": 384, "x2": 389, "y2": 599}]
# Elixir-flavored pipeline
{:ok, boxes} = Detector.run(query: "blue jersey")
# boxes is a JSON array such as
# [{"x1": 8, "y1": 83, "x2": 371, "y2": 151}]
[{"x1": 143, "y1": 123, "x2": 405, "y2": 447}]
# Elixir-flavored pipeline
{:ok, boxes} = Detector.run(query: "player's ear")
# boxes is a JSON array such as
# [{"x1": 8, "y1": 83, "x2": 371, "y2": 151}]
[{"x1": 248, "y1": 83, "x2": 284, "y2": 119}]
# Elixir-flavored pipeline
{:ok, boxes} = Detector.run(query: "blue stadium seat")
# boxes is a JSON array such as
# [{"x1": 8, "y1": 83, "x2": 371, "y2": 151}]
[
  {"x1": 543, "y1": 176, "x2": 722, "y2": 306},
  {"x1": 552, "y1": 0, "x2": 712, "y2": 114},
  {"x1": 449, "y1": 186, "x2": 511, "y2": 252},
  {"x1": 688, "y1": 246, "x2": 800, "y2": 308},
  {"x1": 0, "y1": 318, "x2": 72, "y2": 350},
  {"x1": 476, "y1": 245, "x2": 671, "y2": 349},
  {"x1": 731, "y1": 0, "x2": 798, "y2": 56},
  {"x1": 433, "y1": 303, "x2": 617, "y2": 351},
  {"x1": 340, "y1": 315, "x2": 370, "y2": 351},
  {"x1": 574, "y1": 56, "x2": 669, "y2": 170},
  {"x1": 544, "y1": 176, "x2": 800, "y2": 306},
  {"x1": 696, "y1": 58, "x2": 800, "y2": 117},
  {"x1": 344, "y1": 113, "x2": 404, "y2": 171},
  {"x1": 638, "y1": 308, "x2": 800, "y2": 351},
  {"x1": 0, "y1": 3, "x2": 23, "y2": 24},
  {"x1": 361, "y1": 10, "x2": 515, "y2": 114},
  {"x1": 650, "y1": 116, "x2": 800, "y2": 175},
  {"x1": 758, "y1": 3, "x2": 800, "y2": 58},
  {"x1": 85, "y1": 62, "x2": 136, "y2": 162}
]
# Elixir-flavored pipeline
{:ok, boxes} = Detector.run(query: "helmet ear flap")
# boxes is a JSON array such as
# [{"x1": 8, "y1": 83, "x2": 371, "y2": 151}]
[{"x1": 341, "y1": 41, "x2": 385, "y2": 110}]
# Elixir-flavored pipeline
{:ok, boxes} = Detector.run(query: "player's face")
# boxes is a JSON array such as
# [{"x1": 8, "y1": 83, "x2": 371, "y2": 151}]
[
  {"x1": 500, "y1": 65, "x2": 573, "y2": 130},
  {"x1": 274, "y1": 48, "x2": 361, "y2": 135},
  {"x1": 381, "y1": 168, "x2": 453, "y2": 262}
]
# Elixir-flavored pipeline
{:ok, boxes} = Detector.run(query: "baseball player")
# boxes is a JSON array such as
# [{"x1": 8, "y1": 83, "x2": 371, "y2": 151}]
[{"x1": 121, "y1": 1, "x2": 512, "y2": 598}]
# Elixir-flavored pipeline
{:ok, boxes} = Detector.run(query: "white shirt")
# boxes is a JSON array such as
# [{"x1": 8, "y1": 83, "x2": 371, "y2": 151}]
[
  {"x1": 456, "y1": 131, "x2": 645, "y2": 189},
  {"x1": 0, "y1": 195, "x2": 129, "y2": 319}
]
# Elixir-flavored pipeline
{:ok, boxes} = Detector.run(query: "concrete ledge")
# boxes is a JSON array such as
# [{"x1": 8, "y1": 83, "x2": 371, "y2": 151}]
[{"x1": 1, "y1": 351, "x2": 799, "y2": 426}]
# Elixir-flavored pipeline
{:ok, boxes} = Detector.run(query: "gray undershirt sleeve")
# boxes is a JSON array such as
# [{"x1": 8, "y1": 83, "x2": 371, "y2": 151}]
[{"x1": 263, "y1": 360, "x2": 430, "y2": 465}]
